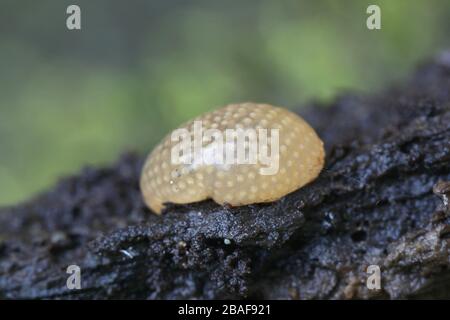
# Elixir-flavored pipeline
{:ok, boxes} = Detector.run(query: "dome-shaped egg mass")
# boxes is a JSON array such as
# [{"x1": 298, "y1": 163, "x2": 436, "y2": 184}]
[{"x1": 140, "y1": 102, "x2": 325, "y2": 214}]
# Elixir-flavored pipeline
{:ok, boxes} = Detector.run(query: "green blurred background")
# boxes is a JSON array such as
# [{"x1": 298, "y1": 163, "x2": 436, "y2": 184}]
[{"x1": 0, "y1": 0, "x2": 449, "y2": 206}]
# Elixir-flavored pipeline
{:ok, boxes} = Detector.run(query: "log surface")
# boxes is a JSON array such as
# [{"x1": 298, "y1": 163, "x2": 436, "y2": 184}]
[{"x1": 1, "y1": 53, "x2": 450, "y2": 299}]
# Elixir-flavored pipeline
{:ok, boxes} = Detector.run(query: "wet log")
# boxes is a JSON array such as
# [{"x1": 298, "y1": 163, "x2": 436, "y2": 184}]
[{"x1": 1, "y1": 52, "x2": 450, "y2": 299}]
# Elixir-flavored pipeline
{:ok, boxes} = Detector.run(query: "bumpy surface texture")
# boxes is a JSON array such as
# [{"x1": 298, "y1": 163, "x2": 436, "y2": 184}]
[
  {"x1": 141, "y1": 103, "x2": 324, "y2": 213},
  {"x1": 1, "y1": 53, "x2": 450, "y2": 299}
]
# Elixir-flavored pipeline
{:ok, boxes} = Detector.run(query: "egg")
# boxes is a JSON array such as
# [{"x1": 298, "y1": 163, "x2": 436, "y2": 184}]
[{"x1": 140, "y1": 102, "x2": 325, "y2": 214}]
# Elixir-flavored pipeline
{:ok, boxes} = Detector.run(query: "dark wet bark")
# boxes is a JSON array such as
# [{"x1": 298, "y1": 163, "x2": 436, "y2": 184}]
[{"x1": 1, "y1": 52, "x2": 450, "y2": 299}]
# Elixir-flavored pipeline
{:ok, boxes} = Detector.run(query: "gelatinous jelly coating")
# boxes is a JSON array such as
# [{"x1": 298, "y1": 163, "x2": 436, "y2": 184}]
[{"x1": 140, "y1": 103, "x2": 325, "y2": 214}]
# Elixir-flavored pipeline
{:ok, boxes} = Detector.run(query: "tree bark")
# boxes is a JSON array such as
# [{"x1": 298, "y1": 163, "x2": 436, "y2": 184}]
[{"x1": 1, "y1": 53, "x2": 450, "y2": 299}]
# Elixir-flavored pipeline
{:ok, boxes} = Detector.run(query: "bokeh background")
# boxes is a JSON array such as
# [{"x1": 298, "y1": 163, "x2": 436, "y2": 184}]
[{"x1": 1, "y1": 0, "x2": 449, "y2": 207}]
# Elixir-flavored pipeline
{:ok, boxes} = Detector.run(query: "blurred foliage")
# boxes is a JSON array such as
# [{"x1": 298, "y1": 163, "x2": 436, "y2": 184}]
[{"x1": 0, "y1": 0, "x2": 449, "y2": 206}]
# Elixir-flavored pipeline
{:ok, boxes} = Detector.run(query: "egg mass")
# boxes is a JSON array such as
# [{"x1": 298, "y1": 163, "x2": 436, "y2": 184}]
[{"x1": 140, "y1": 102, "x2": 325, "y2": 214}]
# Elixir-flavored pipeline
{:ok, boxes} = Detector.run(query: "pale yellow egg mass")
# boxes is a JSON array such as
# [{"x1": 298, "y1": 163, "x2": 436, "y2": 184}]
[{"x1": 140, "y1": 102, "x2": 325, "y2": 214}]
